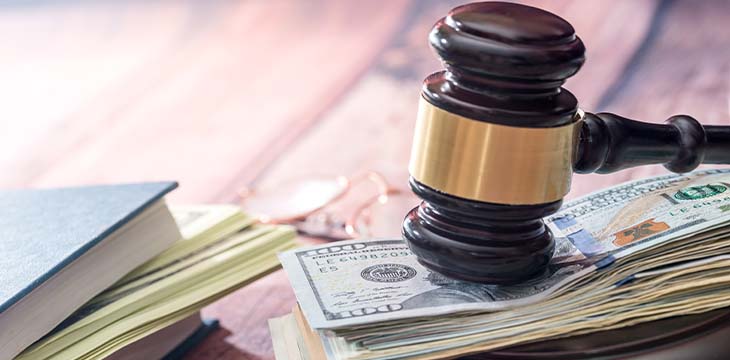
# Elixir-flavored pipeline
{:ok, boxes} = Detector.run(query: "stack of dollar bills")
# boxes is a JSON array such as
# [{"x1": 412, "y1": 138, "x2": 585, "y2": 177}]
[
  {"x1": 271, "y1": 169, "x2": 730, "y2": 359},
  {"x1": 18, "y1": 205, "x2": 296, "y2": 360}
]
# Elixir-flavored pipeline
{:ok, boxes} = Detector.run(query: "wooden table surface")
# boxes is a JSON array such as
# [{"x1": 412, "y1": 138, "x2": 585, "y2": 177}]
[{"x1": 1, "y1": 0, "x2": 728, "y2": 359}]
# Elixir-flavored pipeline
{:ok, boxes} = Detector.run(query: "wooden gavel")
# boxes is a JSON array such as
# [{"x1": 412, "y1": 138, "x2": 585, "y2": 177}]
[{"x1": 402, "y1": 2, "x2": 730, "y2": 285}]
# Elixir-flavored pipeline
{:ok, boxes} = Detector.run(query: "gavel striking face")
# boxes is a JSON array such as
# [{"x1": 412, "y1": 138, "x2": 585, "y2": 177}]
[{"x1": 402, "y1": 2, "x2": 730, "y2": 285}]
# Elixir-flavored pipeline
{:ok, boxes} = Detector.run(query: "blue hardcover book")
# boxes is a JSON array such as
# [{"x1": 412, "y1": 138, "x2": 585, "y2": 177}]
[{"x1": 0, "y1": 182, "x2": 182, "y2": 360}]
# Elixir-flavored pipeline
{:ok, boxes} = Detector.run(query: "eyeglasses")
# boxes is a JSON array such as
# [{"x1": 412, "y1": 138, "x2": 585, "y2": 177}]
[{"x1": 237, "y1": 172, "x2": 419, "y2": 241}]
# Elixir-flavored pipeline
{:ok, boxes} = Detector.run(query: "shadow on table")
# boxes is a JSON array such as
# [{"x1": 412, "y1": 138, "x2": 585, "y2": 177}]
[{"x1": 183, "y1": 327, "x2": 268, "y2": 360}]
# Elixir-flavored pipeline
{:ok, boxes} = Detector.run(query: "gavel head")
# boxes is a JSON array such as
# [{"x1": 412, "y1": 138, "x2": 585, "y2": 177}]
[{"x1": 402, "y1": 2, "x2": 586, "y2": 284}]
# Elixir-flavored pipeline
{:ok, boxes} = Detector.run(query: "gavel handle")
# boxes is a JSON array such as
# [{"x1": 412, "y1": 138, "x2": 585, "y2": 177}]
[{"x1": 574, "y1": 112, "x2": 730, "y2": 174}]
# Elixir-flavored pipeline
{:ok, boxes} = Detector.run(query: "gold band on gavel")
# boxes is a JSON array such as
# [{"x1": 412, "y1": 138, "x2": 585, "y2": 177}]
[{"x1": 408, "y1": 98, "x2": 583, "y2": 205}]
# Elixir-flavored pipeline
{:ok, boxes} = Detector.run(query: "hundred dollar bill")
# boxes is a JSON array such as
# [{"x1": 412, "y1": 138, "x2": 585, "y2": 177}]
[
  {"x1": 272, "y1": 256, "x2": 730, "y2": 360},
  {"x1": 280, "y1": 169, "x2": 730, "y2": 329}
]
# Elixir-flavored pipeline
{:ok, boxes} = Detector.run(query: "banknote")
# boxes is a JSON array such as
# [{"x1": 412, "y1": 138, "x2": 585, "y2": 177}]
[
  {"x1": 280, "y1": 169, "x2": 730, "y2": 329},
  {"x1": 17, "y1": 206, "x2": 297, "y2": 360},
  {"x1": 272, "y1": 258, "x2": 730, "y2": 360}
]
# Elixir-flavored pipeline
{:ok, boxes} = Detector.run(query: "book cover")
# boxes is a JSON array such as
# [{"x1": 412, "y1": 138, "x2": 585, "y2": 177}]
[{"x1": 0, "y1": 182, "x2": 177, "y2": 313}]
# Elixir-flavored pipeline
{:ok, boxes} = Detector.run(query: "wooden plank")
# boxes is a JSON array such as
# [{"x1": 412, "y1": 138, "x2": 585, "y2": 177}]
[
  {"x1": 196, "y1": 270, "x2": 298, "y2": 360},
  {"x1": 0, "y1": 0, "x2": 411, "y2": 204}
]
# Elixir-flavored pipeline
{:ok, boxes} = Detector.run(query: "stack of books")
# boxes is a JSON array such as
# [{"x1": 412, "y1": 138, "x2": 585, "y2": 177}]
[{"x1": 0, "y1": 182, "x2": 296, "y2": 360}]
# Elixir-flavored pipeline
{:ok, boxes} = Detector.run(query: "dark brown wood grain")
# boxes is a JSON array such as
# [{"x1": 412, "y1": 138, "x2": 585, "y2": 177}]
[
  {"x1": 575, "y1": 112, "x2": 730, "y2": 174},
  {"x1": 1, "y1": 0, "x2": 728, "y2": 359}
]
